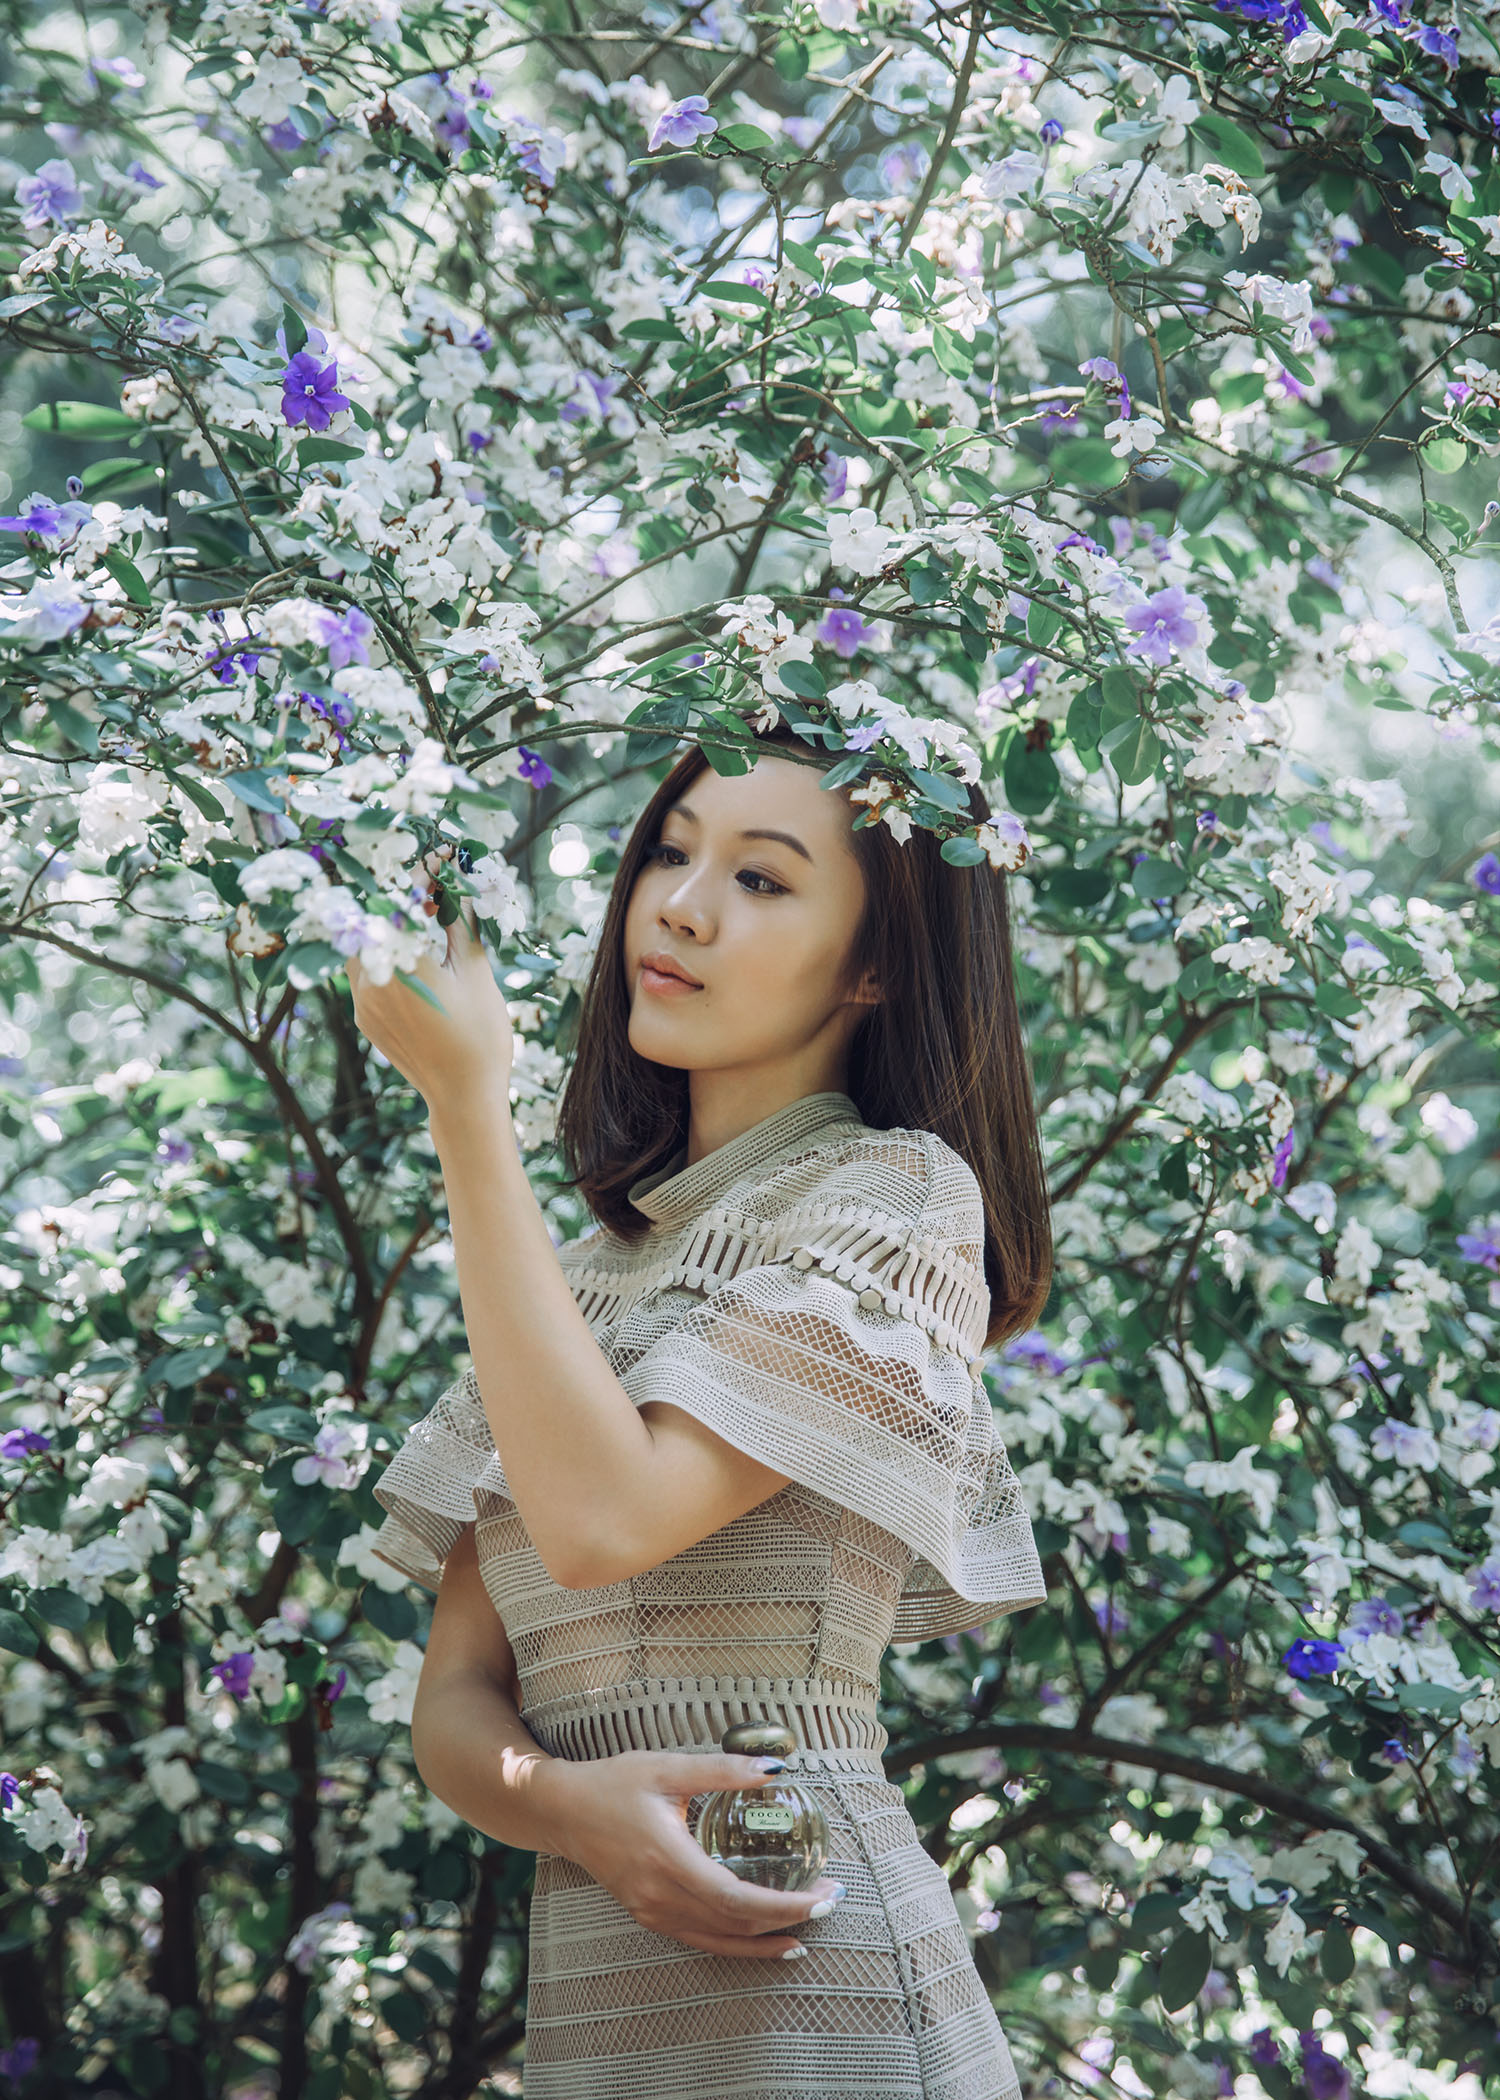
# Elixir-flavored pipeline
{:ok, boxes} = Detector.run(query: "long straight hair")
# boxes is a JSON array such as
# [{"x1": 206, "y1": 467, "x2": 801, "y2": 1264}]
[{"x1": 553, "y1": 724, "x2": 1052, "y2": 1349}]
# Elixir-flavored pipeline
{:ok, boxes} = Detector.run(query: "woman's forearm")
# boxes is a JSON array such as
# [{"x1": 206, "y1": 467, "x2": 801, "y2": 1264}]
[
  {"x1": 411, "y1": 1664, "x2": 580, "y2": 1855},
  {"x1": 425, "y1": 1088, "x2": 658, "y2": 1587}
]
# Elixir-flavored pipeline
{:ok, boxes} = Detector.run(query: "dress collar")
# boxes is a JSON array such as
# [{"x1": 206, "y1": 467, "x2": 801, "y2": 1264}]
[{"x1": 627, "y1": 1090, "x2": 863, "y2": 1227}]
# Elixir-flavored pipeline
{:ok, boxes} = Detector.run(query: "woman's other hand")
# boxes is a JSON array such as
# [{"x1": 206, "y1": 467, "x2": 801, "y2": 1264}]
[
  {"x1": 543, "y1": 1749, "x2": 844, "y2": 1960},
  {"x1": 345, "y1": 860, "x2": 514, "y2": 1111}
]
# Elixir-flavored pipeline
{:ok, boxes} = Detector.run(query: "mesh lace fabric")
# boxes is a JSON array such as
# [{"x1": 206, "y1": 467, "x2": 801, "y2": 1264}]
[{"x1": 372, "y1": 1090, "x2": 1047, "y2": 2099}]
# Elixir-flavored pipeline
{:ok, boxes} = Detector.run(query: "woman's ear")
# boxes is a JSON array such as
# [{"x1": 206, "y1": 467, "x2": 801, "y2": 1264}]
[{"x1": 850, "y1": 967, "x2": 883, "y2": 1009}]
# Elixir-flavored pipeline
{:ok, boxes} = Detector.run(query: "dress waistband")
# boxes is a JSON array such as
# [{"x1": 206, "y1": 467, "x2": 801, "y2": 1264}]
[{"x1": 520, "y1": 1675, "x2": 890, "y2": 1774}]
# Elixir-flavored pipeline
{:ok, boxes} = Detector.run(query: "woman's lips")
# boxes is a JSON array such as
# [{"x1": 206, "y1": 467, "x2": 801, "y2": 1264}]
[{"x1": 640, "y1": 964, "x2": 702, "y2": 996}]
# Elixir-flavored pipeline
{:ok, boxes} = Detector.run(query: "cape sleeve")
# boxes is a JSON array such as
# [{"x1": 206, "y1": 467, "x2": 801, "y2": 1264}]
[
  {"x1": 614, "y1": 1153, "x2": 1047, "y2": 1645},
  {"x1": 368, "y1": 1366, "x2": 503, "y2": 1592}
]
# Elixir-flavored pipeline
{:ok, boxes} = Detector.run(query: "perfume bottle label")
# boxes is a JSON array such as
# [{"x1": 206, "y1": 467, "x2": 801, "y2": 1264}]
[{"x1": 742, "y1": 1802, "x2": 796, "y2": 1834}]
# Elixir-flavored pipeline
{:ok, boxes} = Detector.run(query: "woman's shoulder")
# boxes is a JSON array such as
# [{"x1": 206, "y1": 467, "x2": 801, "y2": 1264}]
[{"x1": 750, "y1": 1116, "x2": 985, "y2": 1248}]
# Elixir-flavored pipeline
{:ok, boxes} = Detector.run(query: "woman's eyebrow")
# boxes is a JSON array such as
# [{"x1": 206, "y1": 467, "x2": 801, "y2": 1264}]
[{"x1": 668, "y1": 802, "x2": 814, "y2": 865}]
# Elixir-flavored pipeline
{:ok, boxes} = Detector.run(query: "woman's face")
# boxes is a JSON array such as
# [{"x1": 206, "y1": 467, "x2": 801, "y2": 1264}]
[{"x1": 622, "y1": 751, "x2": 877, "y2": 1079}]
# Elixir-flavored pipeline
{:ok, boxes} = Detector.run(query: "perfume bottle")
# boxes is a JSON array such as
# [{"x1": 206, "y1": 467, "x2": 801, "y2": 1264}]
[{"x1": 694, "y1": 1722, "x2": 830, "y2": 1891}]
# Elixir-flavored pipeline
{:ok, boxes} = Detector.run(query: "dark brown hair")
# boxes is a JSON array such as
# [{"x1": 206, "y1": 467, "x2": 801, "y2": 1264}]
[{"x1": 554, "y1": 723, "x2": 1052, "y2": 1348}]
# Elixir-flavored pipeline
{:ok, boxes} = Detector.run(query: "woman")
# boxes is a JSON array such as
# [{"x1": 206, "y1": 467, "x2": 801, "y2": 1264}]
[{"x1": 350, "y1": 719, "x2": 1052, "y2": 2099}]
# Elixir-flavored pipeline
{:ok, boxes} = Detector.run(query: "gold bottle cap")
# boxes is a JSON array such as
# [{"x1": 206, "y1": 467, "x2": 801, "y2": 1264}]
[{"x1": 721, "y1": 1720, "x2": 796, "y2": 1758}]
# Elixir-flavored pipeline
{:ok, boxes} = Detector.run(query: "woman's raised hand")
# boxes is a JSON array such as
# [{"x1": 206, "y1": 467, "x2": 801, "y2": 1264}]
[
  {"x1": 545, "y1": 1749, "x2": 844, "y2": 1961},
  {"x1": 344, "y1": 854, "x2": 515, "y2": 1112}
]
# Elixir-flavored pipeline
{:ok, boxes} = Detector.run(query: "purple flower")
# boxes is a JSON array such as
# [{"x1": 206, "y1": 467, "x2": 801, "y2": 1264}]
[
  {"x1": 280, "y1": 347, "x2": 350, "y2": 433},
  {"x1": 1298, "y1": 2029, "x2": 1350, "y2": 2100},
  {"x1": 648, "y1": 95, "x2": 717, "y2": 154},
  {"x1": 1038, "y1": 117, "x2": 1064, "y2": 146},
  {"x1": 0, "y1": 495, "x2": 90, "y2": 544},
  {"x1": 1271, "y1": 1126, "x2": 1295, "y2": 1192},
  {"x1": 818, "y1": 606, "x2": 875, "y2": 659},
  {"x1": 319, "y1": 1666, "x2": 348, "y2": 1705},
  {"x1": 1079, "y1": 356, "x2": 1121, "y2": 386},
  {"x1": 206, "y1": 645, "x2": 266, "y2": 684},
  {"x1": 1038, "y1": 401, "x2": 1080, "y2": 434},
  {"x1": 1094, "y1": 1598, "x2": 1129, "y2": 1635},
  {"x1": 1472, "y1": 851, "x2": 1500, "y2": 895},
  {"x1": 517, "y1": 745, "x2": 553, "y2": 789},
  {"x1": 560, "y1": 370, "x2": 619, "y2": 425},
  {"x1": 209, "y1": 1651, "x2": 256, "y2": 1700},
  {"x1": 14, "y1": 158, "x2": 82, "y2": 231},
  {"x1": 1001, "y1": 1330, "x2": 1070, "y2": 1376},
  {"x1": 1123, "y1": 584, "x2": 1204, "y2": 668},
  {"x1": 1408, "y1": 20, "x2": 1459, "y2": 67},
  {"x1": 820, "y1": 451, "x2": 849, "y2": 502},
  {"x1": 1379, "y1": 1735, "x2": 1408, "y2": 1764},
  {"x1": 0, "y1": 1773, "x2": 20, "y2": 1811},
  {"x1": 1468, "y1": 1558, "x2": 1500, "y2": 1611},
  {"x1": 1249, "y1": 2028, "x2": 1279, "y2": 2067},
  {"x1": 842, "y1": 722, "x2": 882, "y2": 753},
  {"x1": 0, "y1": 1427, "x2": 51, "y2": 1459},
  {"x1": 1458, "y1": 1227, "x2": 1500, "y2": 1273},
  {"x1": 264, "y1": 119, "x2": 305, "y2": 151},
  {"x1": 0, "y1": 2038, "x2": 40, "y2": 2083},
  {"x1": 1346, "y1": 1595, "x2": 1402, "y2": 1638},
  {"x1": 1196, "y1": 809, "x2": 1218, "y2": 833},
  {"x1": 1284, "y1": 1637, "x2": 1343, "y2": 1680},
  {"x1": 316, "y1": 604, "x2": 374, "y2": 670}
]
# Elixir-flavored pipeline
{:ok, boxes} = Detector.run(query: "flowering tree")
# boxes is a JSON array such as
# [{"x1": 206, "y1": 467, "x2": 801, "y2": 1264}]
[{"x1": 1, "y1": 1, "x2": 1499, "y2": 2096}]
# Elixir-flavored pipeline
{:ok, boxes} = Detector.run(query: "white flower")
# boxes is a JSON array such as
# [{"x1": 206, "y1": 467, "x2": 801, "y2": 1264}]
[
  {"x1": 338, "y1": 1523, "x2": 411, "y2": 1593},
  {"x1": 469, "y1": 853, "x2": 531, "y2": 938},
  {"x1": 1211, "y1": 936, "x2": 1294, "y2": 986},
  {"x1": 1182, "y1": 1445, "x2": 1279, "y2": 1527},
  {"x1": 827, "y1": 507, "x2": 897, "y2": 577},
  {"x1": 351, "y1": 1856, "x2": 416, "y2": 1914},
  {"x1": 976, "y1": 150, "x2": 1045, "y2": 201},
  {"x1": 1423, "y1": 151, "x2": 1475, "y2": 204},
  {"x1": 1103, "y1": 411, "x2": 1164, "y2": 459},
  {"x1": 1420, "y1": 1092, "x2": 1477, "y2": 1154},
  {"x1": 365, "y1": 1639, "x2": 426, "y2": 1726},
  {"x1": 240, "y1": 848, "x2": 325, "y2": 904},
  {"x1": 11, "y1": 1785, "x2": 87, "y2": 1864},
  {"x1": 1263, "y1": 1900, "x2": 1307, "y2": 1976},
  {"x1": 974, "y1": 813, "x2": 1031, "y2": 871},
  {"x1": 147, "y1": 1758, "x2": 202, "y2": 1811},
  {"x1": 74, "y1": 1453, "x2": 151, "y2": 1511},
  {"x1": 1284, "y1": 1180, "x2": 1336, "y2": 1233},
  {"x1": 1373, "y1": 97, "x2": 1429, "y2": 140}
]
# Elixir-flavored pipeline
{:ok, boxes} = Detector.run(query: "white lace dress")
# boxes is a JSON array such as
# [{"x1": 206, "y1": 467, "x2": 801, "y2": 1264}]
[{"x1": 371, "y1": 1089, "x2": 1047, "y2": 2100}]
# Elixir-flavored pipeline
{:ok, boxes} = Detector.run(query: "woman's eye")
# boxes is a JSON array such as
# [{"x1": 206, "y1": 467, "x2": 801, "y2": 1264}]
[{"x1": 645, "y1": 842, "x2": 786, "y2": 896}]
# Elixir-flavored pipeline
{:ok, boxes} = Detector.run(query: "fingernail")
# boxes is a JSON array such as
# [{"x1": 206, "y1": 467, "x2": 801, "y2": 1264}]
[
  {"x1": 781, "y1": 1944, "x2": 808, "y2": 1960},
  {"x1": 757, "y1": 1757, "x2": 787, "y2": 1773},
  {"x1": 807, "y1": 1884, "x2": 846, "y2": 1918}
]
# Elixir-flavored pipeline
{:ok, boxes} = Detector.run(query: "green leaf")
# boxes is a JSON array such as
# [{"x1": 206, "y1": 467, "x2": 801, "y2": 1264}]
[
  {"x1": 0, "y1": 1609, "x2": 38, "y2": 1658},
  {"x1": 1158, "y1": 1927, "x2": 1213, "y2": 2012},
  {"x1": 21, "y1": 400, "x2": 139, "y2": 439},
  {"x1": 101, "y1": 550, "x2": 153, "y2": 607},
  {"x1": 1131, "y1": 856, "x2": 1182, "y2": 900},
  {"x1": 773, "y1": 36, "x2": 809, "y2": 80},
  {"x1": 775, "y1": 659, "x2": 827, "y2": 699},
  {"x1": 297, "y1": 436, "x2": 366, "y2": 465},
  {"x1": 246, "y1": 1404, "x2": 322, "y2": 1443},
  {"x1": 1026, "y1": 600, "x2": 1063, "y2": 649},
  {"x1": 363, "y1": 1584, "x2": 419, "y2": 1640},
  {"x1": 1314, "y1": 981, "x2": 1362, "y2": 1020},
  {"x1": 1102, "y1": 717, "x2": 1162, "y2": 786},
  {"x1": 1050, "y1": 437, "x2": 1124, "y2": 487},
  {"x1": 1423, "y1": 436, "x2": 1468, "y2": 475},
  {"x1": 1193, "y1": 108, "x2": 1266, "y2": 179},
  {"x1": 940, "y1": 836, "x2": 988, "y2": 865},
  {"x1": 1003, "y1": 736, "x2": 1060, "y2": 816},
  {"x1": 31, "y1": 1587, "x2": 90, "y2": 1632},
  {"x1": 151, "y1": 1344, "x2": 228, "y2": 1389},
  {"x1": 1394, "y1": 1681, "x2": 1466, "y2": 1716},
  {"x1": 271, "y1": 1478, "x2": 328, "y2": 1545},
  {"x1": 1321, "y1": 1923, "x2": 1355, "y2": 1984},
  {"x1": 1046, "y1": 866, "x2": 1110, "y2": 908},
  {"x1": 717, "y1": 123, "x2": 777, "y2": 154},
  {"x1": 620, "y1": 318, "x2": 684, "y2": 342},
  {"x1": 699, "y1": 279, "x2": 769, "y2": 305},
  {"x1": 0, "y1": 291, "x2": 54, "y2": 319},
  {"x1": 931, "y1": 324, "x2": 972, "y2": 378},
  {"x1": 222, "y1": 767, "x2": 287, "y2": 816},
  {"x1": 281, "y1": 304, "x2": 309, "y2": 358},
  {"x1": 196, "y1": 1760, "x2": 252, "y2": 1804}
]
